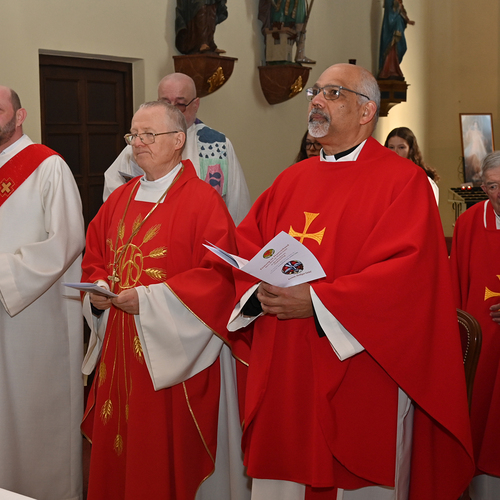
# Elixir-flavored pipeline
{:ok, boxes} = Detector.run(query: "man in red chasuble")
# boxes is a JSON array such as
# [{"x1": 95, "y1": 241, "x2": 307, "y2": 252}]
[
  {"x1": 450, "y1": 151, "x2": 500, "y2": 500},
  {"x1": 81, "y1": 101, "x2": 249, "y2": 500},
  {"x1": 227, "y1": 64, "x2": 474, "y2": 499}
]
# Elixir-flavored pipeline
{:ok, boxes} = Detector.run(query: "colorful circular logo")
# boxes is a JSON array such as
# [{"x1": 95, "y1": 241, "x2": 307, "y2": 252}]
[
  {"x1": 282, "y1": 260, "x2": 304, "y2": 275},
  {"x1": 263, "y1": 248, "x2": 275, "y2": 259}
]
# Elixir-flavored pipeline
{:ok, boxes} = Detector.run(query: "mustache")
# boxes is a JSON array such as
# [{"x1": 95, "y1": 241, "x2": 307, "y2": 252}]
[{"x1": 308, "y1": 108, "x2": 330, "y2": 123}]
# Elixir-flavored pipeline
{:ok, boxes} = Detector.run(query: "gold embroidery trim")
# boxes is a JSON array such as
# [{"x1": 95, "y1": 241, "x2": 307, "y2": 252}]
[
  {"x1": 183, "y1": 382, "x2": 216, "y2": 496},
  {"x1": 108, "y1": 166, "x2": 183, "y2": 292},
  {"x1": 485, "y1": 275, "x2": 500, "y2": 301}
]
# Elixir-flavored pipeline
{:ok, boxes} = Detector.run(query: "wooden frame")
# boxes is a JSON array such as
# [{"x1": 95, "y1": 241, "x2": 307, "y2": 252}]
[{"x1": 460, "y1": 113, "x2": 495, "y2": 184}]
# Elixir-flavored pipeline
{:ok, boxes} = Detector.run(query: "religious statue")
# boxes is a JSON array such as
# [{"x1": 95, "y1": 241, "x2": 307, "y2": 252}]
[
  {"x1": 175, "y1": 0, "x2": 228, "y2": 55},
  {"x1": 378, "y1": 0, "x2": 415, "y2": 79},
  {"x1": 258, "y1": 0, "x2": 316, "y2": 64}
]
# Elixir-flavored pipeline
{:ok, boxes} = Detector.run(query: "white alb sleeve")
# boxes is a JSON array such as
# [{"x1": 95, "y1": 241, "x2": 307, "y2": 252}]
[{"x1": 135, "y1": 283, "x2": 223, "y2": 390}]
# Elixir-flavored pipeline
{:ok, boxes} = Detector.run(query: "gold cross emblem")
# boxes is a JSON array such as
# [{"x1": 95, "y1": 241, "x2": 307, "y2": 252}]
[
  {"x1": 0, "y1": 180, "x2": 13, "y2": 196},
  {"x1": 108, "y1": 269, "x2": 121, "y2": 286},
  {"x1": 485, "y1": 275, "x2": 500, "y2": 301},
  {"x1": 289, "y1": 212, "x2": 325, "y2": 245}
]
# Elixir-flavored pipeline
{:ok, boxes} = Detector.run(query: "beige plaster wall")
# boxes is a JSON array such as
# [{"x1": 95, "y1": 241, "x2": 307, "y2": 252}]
[
  {"x1": 1, "y1": 0, "x2": 499, "y2": 236},
  {"x1": 0, "y1": 0, "x2": 372, "y2": 204},
  {"x1": 375, "y1": 0, "x2": 500, "y2": 236},
  {"x1": 424, "y1": 0, "x2": 500, "y2": 236}
]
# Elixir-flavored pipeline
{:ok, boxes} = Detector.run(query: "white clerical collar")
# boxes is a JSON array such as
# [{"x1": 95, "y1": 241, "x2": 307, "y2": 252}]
[
  {"x1": 482, "y1": 200, "x2": 500, "y2": 229},
  {"x1": 135, "y1": 162, "x2": 183, "y2": 203},
  {"x1": 320, "y1": 140, "x2": 367, "y2": 162},
  {"x1": 0, "y1": 134, "x2": 26, "y2": 156}
]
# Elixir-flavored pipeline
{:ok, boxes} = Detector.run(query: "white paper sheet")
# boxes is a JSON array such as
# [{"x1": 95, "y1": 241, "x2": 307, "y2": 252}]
[{"x1": 63, "y1": 282, "x2": 118, "y2": 298}]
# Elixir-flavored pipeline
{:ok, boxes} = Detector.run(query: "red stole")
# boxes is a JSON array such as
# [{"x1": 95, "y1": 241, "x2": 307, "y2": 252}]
[
  {"x1": 0, "y1": 144, "x2": 60, "y2": 207},
  {"x1": 451, "y1": 200, "x2": 500, "y2": 476}
]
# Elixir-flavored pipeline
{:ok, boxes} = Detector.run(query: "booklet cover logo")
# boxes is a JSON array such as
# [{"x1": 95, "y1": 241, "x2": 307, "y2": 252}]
[
  {"x1": 263, "y1": 248, "x2": 275, "y2": 259},
  {"x1": 282, "y1": 260, "x2": 304, "y2": 275}
]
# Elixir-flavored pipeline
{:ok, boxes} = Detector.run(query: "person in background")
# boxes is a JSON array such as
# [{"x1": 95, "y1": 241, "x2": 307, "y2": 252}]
[
  {"x1": 384, "y1": 126, "x2": 440, "y2": 204},
  {"x1": 103, "y1": 72, "x2": 251, "y2": 225},
  {"x1": 295, "y1": 130, "x2": 322, "y2": 163},
  {"x1": 225, "y1": 63, "x2": 473, "y2": 500},
  {"x1": 82, "y1": 101, "x2": 249, "y2": 500},
  {"x1": 0, "y1": 85, "x2": 85, "y2": 500},
  {"x1": 450, "y1": 151, "x2": 500, "y2": 500}
]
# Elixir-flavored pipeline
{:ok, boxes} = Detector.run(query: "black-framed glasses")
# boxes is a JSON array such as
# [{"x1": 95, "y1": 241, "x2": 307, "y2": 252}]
[
  {"x1": 124, "y1": 131, "x2": 179, "y2": 146},
  {"x1": 305, "y1": 140, "x2": 322, "y2": 151},
  {"x1": 158, "y1": 97, "x2": 196, "y2": 112},
  {"x1": 306, "y1": 85, "x2": 371, "y2": 102}
]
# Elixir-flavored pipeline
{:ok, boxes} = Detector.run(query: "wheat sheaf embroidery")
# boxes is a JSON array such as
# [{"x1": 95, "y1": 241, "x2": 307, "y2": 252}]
[{"x1": 100, "y1": 399, "x2": 113, "y2": 424}]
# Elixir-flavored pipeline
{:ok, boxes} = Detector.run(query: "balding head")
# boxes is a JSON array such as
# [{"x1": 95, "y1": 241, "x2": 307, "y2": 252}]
[
  {"x1": 157, "y1": 73, "x2": 199, "y2": 128},
  {"x1": 307, "y1": 64, "x2": 380, "y2": 156},
  {"x1": 0, "y1": 86, "x2": 27, "y2": 153}
]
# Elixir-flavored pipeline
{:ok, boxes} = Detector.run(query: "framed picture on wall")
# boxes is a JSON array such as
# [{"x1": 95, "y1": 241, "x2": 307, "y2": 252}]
[{"x1": 460, "y1": 113, "x2": 495, "y2": 185}]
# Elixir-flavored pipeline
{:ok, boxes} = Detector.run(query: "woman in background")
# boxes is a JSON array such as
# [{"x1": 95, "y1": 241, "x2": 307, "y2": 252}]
[
  {"x1": 295, "y1": 130, "x2": 322, "y2": 163},
  {"x1": 385, "y1": 126, "x2": 440, "y2": 204}
]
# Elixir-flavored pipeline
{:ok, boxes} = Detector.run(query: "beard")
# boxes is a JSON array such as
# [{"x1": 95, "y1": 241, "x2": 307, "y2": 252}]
[
  {"x1": 0, "y1": 113, "x2": 16, "y2": 147},
  {"x1": 308, "y1": 108, "x2": 330, "y2": 138}
]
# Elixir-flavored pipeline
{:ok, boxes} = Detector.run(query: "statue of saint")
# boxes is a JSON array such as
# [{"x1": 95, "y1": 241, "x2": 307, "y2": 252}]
[
  {"x1": 378, "y1": 0, "x2": 415, "y2": 79},
  {"x1": 258, "y1": 0, "x2": 316, "y2": 64},
  {"x1": 175, "y1": 0, "x2": 228, "y2": 54}
]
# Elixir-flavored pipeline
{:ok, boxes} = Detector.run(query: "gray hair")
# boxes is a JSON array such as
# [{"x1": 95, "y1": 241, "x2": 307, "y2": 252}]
[
  {"x1": 138, "y1": 101, "x2": 187, "y2": 136},
  {"x1": 356, "y1": 72, "x2": 381, "y2": 125},
  {"x1": 481, "y1": 151, "x2": 500, "y2": 181}
]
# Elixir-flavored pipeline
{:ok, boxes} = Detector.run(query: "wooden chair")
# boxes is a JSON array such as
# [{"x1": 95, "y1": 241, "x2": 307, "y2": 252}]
[
  {"x1": 457, "y1": 309, "x2": 481, "y2": 500},
  {"x1": 457, "y1": 309, "x2": 482, "y2": 410}
]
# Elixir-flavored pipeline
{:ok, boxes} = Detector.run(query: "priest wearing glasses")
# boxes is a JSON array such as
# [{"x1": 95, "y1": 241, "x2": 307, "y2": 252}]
[
  {"x1": 450, "y1": 151, "x2": 500, "y2": 500},
  {"x1": 225, "y1": 63, "x2": 474, "y2": 500},
  {"x1": 103, "y1": 72, "x2": 251, "y2": 225},
  {"x1": 81, "y1": 101, "x2": 250, "y2": 500}
]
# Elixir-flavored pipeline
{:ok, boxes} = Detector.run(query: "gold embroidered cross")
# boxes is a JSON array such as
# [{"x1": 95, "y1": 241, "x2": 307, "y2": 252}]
[
  {"x1": 289, "y1": 212, "x2": 326, "y2": 245},
  {"x1": 485, "y1": 275, "x2": 500, "y2": 301},
  {"x1": 1, "y1": 181, "x2": 12, "y2": 196}
]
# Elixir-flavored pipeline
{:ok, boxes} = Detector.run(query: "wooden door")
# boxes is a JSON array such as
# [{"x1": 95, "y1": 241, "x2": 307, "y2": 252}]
[{"x1": 39, "y1": 55, "x2": 133, "y2": 228}]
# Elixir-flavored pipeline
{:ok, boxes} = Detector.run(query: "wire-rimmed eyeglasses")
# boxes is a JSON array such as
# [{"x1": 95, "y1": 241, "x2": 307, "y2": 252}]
[
  {"x1": 124, "y1": 131, "x2": 179, "y2": 146},
  {"x1": 158, "y1": 97, "x2": 196, "y2": 112},
  {"x1": 483, "y1": 182, "x2": 500, "y2": 194},
  {"x1": 306, "y1": 85, "x2": 371, "y2": 102}
]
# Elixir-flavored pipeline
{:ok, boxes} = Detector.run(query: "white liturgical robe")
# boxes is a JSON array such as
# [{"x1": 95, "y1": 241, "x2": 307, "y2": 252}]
[{"x1": 0, "y1": 135, "x2": 85, "y2": 500}]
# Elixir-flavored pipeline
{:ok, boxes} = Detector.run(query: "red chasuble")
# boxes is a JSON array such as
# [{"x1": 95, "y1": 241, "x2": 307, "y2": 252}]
[
  {"x1": 450, "y1": 200, "x2": 500, "y2": 477},
  {"x1": 81, "y1": 160, "x2": 239, "y2": 500},
  {"x1": 232, "y1": 138, "x2": 474, "y2": 499}
]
